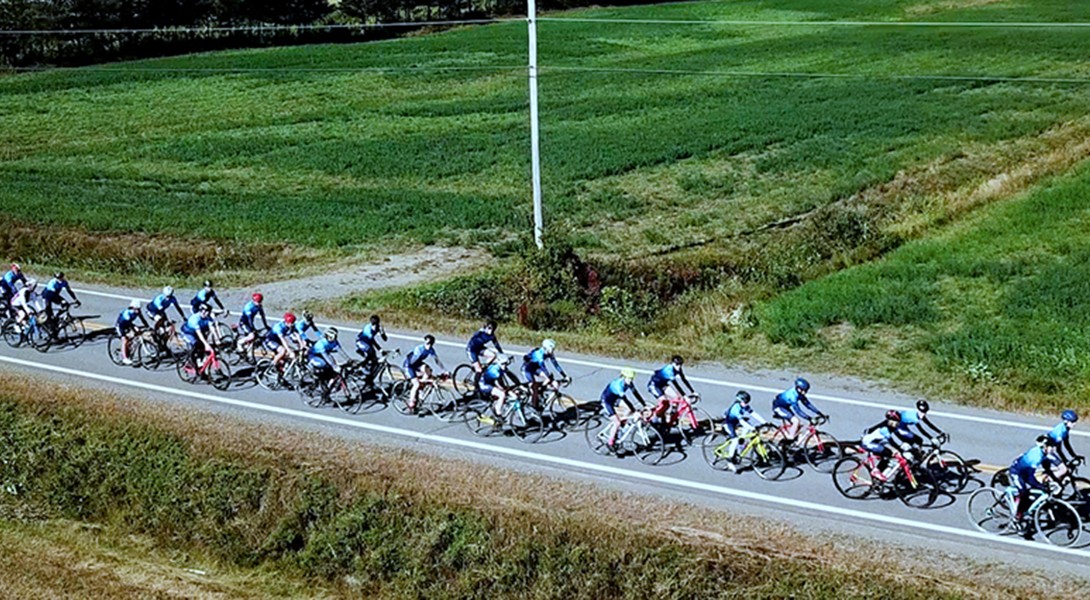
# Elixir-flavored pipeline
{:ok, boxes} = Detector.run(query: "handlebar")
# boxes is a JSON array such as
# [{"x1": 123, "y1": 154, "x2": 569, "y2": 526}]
[{"x1": 810, "y1": 415, "x2": 829, "y2": 426}]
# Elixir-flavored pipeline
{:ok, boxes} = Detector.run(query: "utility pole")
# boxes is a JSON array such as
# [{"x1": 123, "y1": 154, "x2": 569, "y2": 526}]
[{"x1": 527, "y1": 0, "x2": 544, "y2": 248}]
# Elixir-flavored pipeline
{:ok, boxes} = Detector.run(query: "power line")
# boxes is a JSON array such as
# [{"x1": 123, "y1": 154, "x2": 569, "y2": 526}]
[
  {"x1": 0, "y1": 18, "x2": 520, "y2": 36},
  {"x1": 542, "y1": 65, "x2": 1090, "y2": 85},
  {"x1": 538, "y1": 17, "x2": 1090, "y2": 28}
]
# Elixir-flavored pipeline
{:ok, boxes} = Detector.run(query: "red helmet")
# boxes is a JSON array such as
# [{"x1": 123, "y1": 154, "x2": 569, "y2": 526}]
[
  {"x1": 252, "y1": 293, "x2": 263, "y2": 303},
  {"x1": 283, "y1": 312, "x2": 296, "y2": 324}
]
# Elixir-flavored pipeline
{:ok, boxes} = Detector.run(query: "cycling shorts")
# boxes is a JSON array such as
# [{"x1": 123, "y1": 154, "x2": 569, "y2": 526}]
[
  {"x1": 599, "y1": 391, "x2": 624, "y2": 417},
  {"x1": 356, "y1": 339, "x2": 376, "y2": 359},
  {"x1": 1009, "y1": 466, "x2": 1046, "y2": 492},
  {"x1": 522, "y1": 362, "x2": 545, "y2": 383},
  {"x1": 41, "y1": 290, "x2": 61, "y2": 305},
  {"x1": 646, "y1": 377, "x2": 668, "y2": 398},
  {"x1": 723, "y1": 418, "x2": 753, "y2": 439},
  {"x1": 772, "y1": 404, "x2": 795, "y2": 420},
  {"x1": 403, "y1": 358, "x2": 421, "y2": 380}
]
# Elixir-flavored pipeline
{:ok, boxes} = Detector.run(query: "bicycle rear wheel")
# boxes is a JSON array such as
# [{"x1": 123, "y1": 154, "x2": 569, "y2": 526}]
[
  {"x1": 60, "y1": 317, "x2": 86, "y2": 348},
  {"x1": 747, "y1": 441, "x2": 788, "y2": 481},
  {"x1": 331, "y1": 377, "x2": 363, "y2": 414},
  {"x1": 832, "y1": 457, "x2": 875, "y2": 500},
  {"x1": 2, "y1": 322, "x2": 23, "y2": 348},
  {"x1": 137, "y1": 337, "x2": 161, "y2": 370},
  {"x1": 701, "y1": 432, "x2": 733, "y2": 472},
  {"x1": 1035, "y1": 498, "x2": 1082, "y2": 547},
  {"x1": 966, "y1": 487, "x2": 1012, "y2": 535},
  {"x1": 391, "y1": 381, "x2": 416, "y2": 415},
  {"x1": 925, "y1": 450, "x2": 971, "y2": 495},
  {"x1": 255, "y1": 359, "x2": 283, "y2": 391},
  {"x1": 802, "y1": 431, "x2": 842, "y2": 473},
  {"x1": 990, "y1": 468, "x2": 1011, "y2": 489},
  {"x1": 896, "y1": 466, "x2": 939, "y2": 509},
  {"x1": 207, "y1": 359, "x2": 233, "y2": 391},
  {"x1": 176, "y1": 353, "x2": 199, "y2": 384},
  {"x1": 107, "y1": 335, "x2": 127, "y2": 366},
  {"x1": 451, "y1": 364, "x2": 477, "y2": 396},
  {"x1": 584, "y1": 417, "x2": 614, "y2": 456},
  {"x1": 29, "y1": 322, "x2": 50, "y2": 352},
  {"x1": 425, "y1": 386, "x2": 462, "y2": 422}
]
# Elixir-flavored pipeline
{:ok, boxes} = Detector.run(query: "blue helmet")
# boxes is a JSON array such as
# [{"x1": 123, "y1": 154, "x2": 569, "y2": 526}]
[
  {"x1": 794, "y1": 378, "x2": 810, "y2": 392},
  {"x1": 1063, "y1": 409, "x2": 1079, "y2": 423}
]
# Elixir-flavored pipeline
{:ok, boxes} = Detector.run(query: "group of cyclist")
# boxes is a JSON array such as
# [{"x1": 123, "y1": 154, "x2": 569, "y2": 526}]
[
  {"x1": 1, "y1": 263, "x2": 82, "y2": 336},
  {"x1": 1004, "y1": 410, "x2": 1083, "y2": 529}
]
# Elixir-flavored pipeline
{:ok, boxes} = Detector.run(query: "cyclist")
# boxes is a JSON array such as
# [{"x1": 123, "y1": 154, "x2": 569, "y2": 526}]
[
  {"x1": 295, "y1": 310, "x2": 319, "y2": 342},
  {"x1": 115, "y1": 299, "x2": 149, "y2": 365},
  {"x1": 522, "y1": 339, "x2": 568, "y2": 407},
  {"x1": 466, "y1": 321, "x2": 503, "y2": 373},
  {"x1": 721, "y1": 390, "x2": 767, "y2": 472},
  {"x1": 355, "y1": 315, "x2": 387, "y2": 383},
  {"x1": 146, "y1": 286, "x2": 186, "y2": 330},
  {"x1": 404, "y1": 334, "x2": 447, "y2": 412},
  {"x1": 1, "y1": 263, "x2": 26, "y2": 298},
  {"x1": 236, "y1": 293, "x2": 269, "y2": 353},
  {"x1": 189, "y1": 280, "x2": 224, "y2": 314},
  {"x1": 1048, "y1": 410, "x2": 1084, "y2": 466},
  {"x1": 648, "y1": 355, "x2": 696, "y2": 402},
  {"x1": 308, "y1": 327, "x2": 343, "y2": 394},
  {"x1": 896, "y1": 400, "x2": 946, "y2": 446},
  {"x1": 10, "y1": 278, "x2": 41, "y2": 325},
  {"x1": 599, "y1": 368, "x2": 647, "y2": 449},
  {"x1": 41, "y1": 272, "x2": 79, "y2": 323},
  {"x1": 265, "y1": 312, "x2": 303, "y2": 371},
  {"x1": 772, "y1": 377, "x2": 825, "y2": 443},
  {"x1": 478, "y1": 355, "x2": 517, "y2": 423},
  {"x1": 1007, "y1": 436, "x2": 1064, "y2": 529},
  {"x1": 180, "y1": 303, "x2": 220, "y2": 363},
  {"x1": 860, "y1": 410, "x2": 915, "y2": 481}
]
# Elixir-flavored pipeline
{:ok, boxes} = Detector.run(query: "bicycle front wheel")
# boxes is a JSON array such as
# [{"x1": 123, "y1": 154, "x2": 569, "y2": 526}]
[
  {"x1": 701, "y1": 432, "x2": 732, "y2": 472},
  {"x1": 896, "y1": 466, "x2": 939, "y2": 509},
  {"x1": 748, "y1": 441, "x2": 787, "y2": 481},
  {"x1": 925, "y1": 450, "x2": 971, "y2": 495},
  {"x1": 511, "y1": 405, "x2": 545, "y2": 444},
  {"x1": 2, "y1": 322, "x2": 23, "y2": 348},
  {"x1": 832, "y1": 457, "x2": 874, "y2": 500},
  {"x1": 107, "y1": 335, "x2": 127, "y2": 366},
  {"x1": 802, "y1": 431, "x2": 842, "y2": 473},
  {"x1": 451, "y1": 364, "x2": 478, "y2": 397},
  {"x1": 584, "y1": 417, "x2": 614, "y2": 456},
  {"x1": 678, "y1": 406, "x2": 714, "y2": 446},
  {"x1": 207, "y1": 359, "x2": 233, "y2": 391},
  {"x1": 1035, "y1": 498, "x2": 1082, "y2": 547},
  {"x1": 966, "y1": 487, "x2": 1012, "y2": 535},
  {"x1": 62, "y1": 317, "x2": 86, "y2": 348},
  {"x1": 632, "y1": 424, "x2": 666, "y2": 466},
  {"x1": 425, "y1": 386, "x2": 462, "y2": 422},
  {"x1": 176, "y1": 353, "x2": 199, "y2": 384}
]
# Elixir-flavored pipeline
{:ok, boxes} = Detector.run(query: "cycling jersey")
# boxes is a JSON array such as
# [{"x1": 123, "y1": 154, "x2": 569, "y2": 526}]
[
  {"x1": 147, "y1": 293, "x2": 179, "y2": 316},
  {"x1": 10, "y1": 288, "x2": 39, "y2": 313},
  {"x1": 41, "y1": 278, "x2": 69, "y2": 303},
  {"x1": 358, "y1": 323, "x2": 381, "y2": 343},
  {"x1": 356, "y1": 323, "x2": 382, "y2": 356},
  {"x1": 264, "y1": 321, "x2": 294, "y2": 349},
  {"x1": 599, "y1": 377, "x2": 634, "y2": 417},
  {"x1": 522, "y1": 347, "x2": 564, "y2": 382},
  {"x1": 772, "y1": 387, "x2": 821, "y2": 420},
  {"x1": 181, "y1": 312, "x2": 213, "y2": 335},
  {"x1": 1010, "y1": 445, "x2": 1061, "y2": 492},
  {"x1": 479, "y1": 364, "x2": 506, "y2": 393},
  {"x1": 190, "y1": 288, "x2": 218, "y2": 312},
  {"x1": 861, "y1": 423, "x2": 908, "y2": 454},
  {"x1": 466, "y1": 329, "x2": 502, "y2": 363},
  {"x1": 1, "y1": 270, "x2": 26, "y2": 296},
  {"x1": 239, "y1": 301, "x2": 264, "y2": 332},
  {"x1": 115, "y1": 307, "x2": 142, "y2": 334},
  {"x1": 308, "y1": 338, "x2": 341, "y2": 369},
  {"x1": 1048, "y1": 422, "x2": 1070, "y2": 445},
  {"x1": 295, "y1": 320, "x2": 318, "y2": 340},
  {"x1": 403, "y1": 344, "x2": 437, "y2": 379},
  {"x1": 895, "y1": 409, "x2": 924, "y2": 440},
  {"x1": 724, "y1": 400, "x2": 765, "y2": 437}
]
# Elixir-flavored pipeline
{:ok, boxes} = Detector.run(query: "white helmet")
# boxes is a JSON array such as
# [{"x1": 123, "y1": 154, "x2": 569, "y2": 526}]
[
  {"x1": 162, "y1": 285, "x2": 173, "y2": 296},
  {"x1": 129, "y1": 299, "x2": 141, "y2": 309},
  {"x1": 542, "y1": 339, "x2": 557, "y2": 353}
]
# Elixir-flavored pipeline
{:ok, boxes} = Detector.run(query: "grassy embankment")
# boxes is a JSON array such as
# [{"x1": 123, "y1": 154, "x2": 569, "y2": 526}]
[{"x1": 0, "y1": 374, "x2": 1073, "y2": 598}]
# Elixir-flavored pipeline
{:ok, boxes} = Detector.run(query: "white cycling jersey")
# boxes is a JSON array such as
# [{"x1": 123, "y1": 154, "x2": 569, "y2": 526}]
[{"x1": 10, "y1": 287, "x2": 41, "y2": 312}]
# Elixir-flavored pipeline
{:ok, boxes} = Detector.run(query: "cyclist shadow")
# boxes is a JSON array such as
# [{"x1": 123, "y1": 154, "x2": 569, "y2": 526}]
[
  {"x1": 224, "y1": 365, "x2": 259, "y2": 391},
  {"x1": 775, "y1": 464, "x2": 806, "y2": 482}
]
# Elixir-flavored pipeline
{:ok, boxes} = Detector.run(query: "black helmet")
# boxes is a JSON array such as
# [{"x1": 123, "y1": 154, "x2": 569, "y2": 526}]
[
  {"x1": 54, "y1": 271, "x2": 65, "y2": 279},
  {"x1": 735, "y1": 390, "x2": 751, "y2": 403},
  {"x1": 484, "y1": 320, "x2": 497, "y2": 330},
  {"x1": 671, "y1": 355, "x2": 684, "y2": 366},
  {"x1": 424, "y1": 334, "x2": 436, "y2": 345},
  {"x1": 370, "y1": 314, "x2": 380, "y2": 326},
  {"x1": 203, "y1": 280, "x2": 213, "y2": 288},
  {"x1": 916, "y1": 400, "x2": 930, "y2": 414}
]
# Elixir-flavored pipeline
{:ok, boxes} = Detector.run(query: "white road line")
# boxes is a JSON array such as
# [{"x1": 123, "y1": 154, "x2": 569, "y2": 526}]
[
  {"x1": 0, "y1": 353, "x2": 1086, "y2": 561},
  {"x1": 72, "y1": 287, "x2": 1089, "y2": 439}
]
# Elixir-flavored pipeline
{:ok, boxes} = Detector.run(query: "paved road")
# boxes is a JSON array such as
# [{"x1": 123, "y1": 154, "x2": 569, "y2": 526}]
[{"x1": 3, "y1": 282, "x2": 1089, "y2": 577}]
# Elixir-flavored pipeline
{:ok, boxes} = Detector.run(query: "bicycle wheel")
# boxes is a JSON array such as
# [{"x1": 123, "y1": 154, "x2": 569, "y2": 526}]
[
  {"x1": 425, "y1": 386, "x2": 462, "y2": 422},
  {"x1": 215, "y1": 323, "x2": 235, "y2": 348},
  {"x1": 925, "y1": 450, "x2": 971, "y2": 495},
  {"x1": 632, "y1": 423, "x2": 666, "y2": 466},
  {"x1": 1035, "y1": 498, "x2": 1082, "y2": 547},
  {"x1": 511, "y1": 404, "x2": 545, "y2": 444},
  {"x1": 255, "y1": 359, "x2": 283, "y2": 391},
  {"x1": 832, "y1": 457, "x2": 875, "y2": 500},
  {"x1": 452, "y1": 364, "x2": 478, "y2": 396},
  {"x1": 207, "y1": 359, "x2": 233, "y2": 391},
  {"x1": 896, "y1": 466, "x2": 939, "y2": 509},
  {"x1": 107, "y1": 335, "x2": 127, "y2": 366},
  {"x1": 584, "y1": 417, "x2": 614, "y2": 456},
  {"x1": 331, "y1": 376, "x2": 362, "y2": 414},
  {"x1": 701, "y1": 432, "x2": 733, "y2": 472},
  {"x1": 802, "y1": 430, "x2": 842, "y2": 473},
  {"x1": 678, "y1": 406, "x2": 714, "y2": 446},
  {"x1": 990, "y1": 468, "x2": 1011, "y2": 489},
  {"x1": 58, "y1": 317, "x2": 84, "y2": 348},
  {"x1": 297, "y1": 371, "x2": 325, "y2": 408},
  {"x1": 465, "y1": 407, "x2": 501, "y2": 437},
  {"x1": 1060, "y1": 476, "x2": 1090, "y2": 504},
  {"x1": 966, "y1": 487, "x2": 1012, "y2": 535},
  {"x1": 28, "y1": 322, "x2": 50, "y2": 352},
  {"x1": 391, "y1": 381, "x2": 415, "y2": 415},
  {"x1": 540, "y1": 390, "x2": 577, "y2": 429},
  {"x1": 748, "y1": 441, "x2": 788, "y2": 481},
  {"x1": 176, "y1": 353, "x2": 199, "y2": 384},
  {"x1": 2, "y1": 322, "x2": 23, "y2": 348}
]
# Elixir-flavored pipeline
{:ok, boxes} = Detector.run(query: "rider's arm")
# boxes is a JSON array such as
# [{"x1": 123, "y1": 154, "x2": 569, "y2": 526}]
[
  {"x1": 1063, "y1": 437, "x2": 1081, "y2": 463},
  {"x1": 65, "y1": 284, "x2": 79, "y2": 304},
  {"x1": 745, "y1": 411, "x2": 767, "y2": 426},
  {"x1": 258, "y1": 308, "x2": 269, "y2": 330},
  {"x1": 213, "y1": 293, "x2": 225, "y2": 310},
  {"x1": 798, "y1": 397, "x2": 823, "y2": 419},
  {"x1": 137, "y1": 313, "x2": 150, "y2": 329},
  {"x1": 919, "y1": 415, "x2": 944, "y2": 438},
  {"x1": 379, "y1": 326, "x2": 387, "y2": 342},
  {"x1": 432, "y1": 353, "x2": 447, "y2": 373},
  {"x1": 630, "y1": 388, "x2": 648, "y2": 408},
  {"x1": 492, "y1": 335, "x2": 503, "y2": 355},
  {"x1": 546, "y1": 354, "x2": 566, "y2": 379},
  {"x1": 678, "y1": 371, "x2": 695, "y2": 394}
]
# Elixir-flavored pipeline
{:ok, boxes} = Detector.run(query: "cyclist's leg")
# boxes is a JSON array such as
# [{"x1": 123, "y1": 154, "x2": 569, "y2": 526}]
[{"x1": 724, "y1": 420, "x2": 742, "y2": 458}]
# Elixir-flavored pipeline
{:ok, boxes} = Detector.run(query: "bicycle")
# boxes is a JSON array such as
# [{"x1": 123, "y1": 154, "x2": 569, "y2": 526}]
[
  {"x1": 3, "y1": 313, "x2": 49, "y2": 351},
  {"x1": 831, "y1": 446, "x2": 939, "y2": 508},
  {"x1": 297, "y1": 366, "x2": 363, "y2": 413},
  {"x1": 452, "y1": 351, "x2": 510, "y2": 397},
  {"x1": 465, "y1": 386, "x2": 545, "y2": 443},
  {"x1": 770, "y1": 415, "x2": 843, "y2": 473},
  {"x1": 585, "y1": 410, "x2": 666, "y2": 465},
  {"x1": 107, "y1": 327, "x2": 146, "y2": 366},
  {"x1": 392, "y1": 371, "x2": 461, "y2": 421},
  {"x1": 346, "y1": 349, "x2": 404, "y2": 408},
  {"x1": 967, "y1": 485, "x2": 1082, "y2": 546},
  {"x1": 991, "y1": 458, "x2": 1090, "y2": 505},
  {"x1": 38, "y1": 301, "x2": 87, "y2": 349},
  {"x1": 702, "y1": 423, "x2": 787, "y2": 480},
  {"x1": 137, "y1": 319, "x2": 188, "y2": 370},
  {"x1": 176, "y1": 346, "x2": 232, "y2": 391},
  {"x1": 651, "y1": 393, "x2": 714, "y2": 447},
  {"x1": 914, "y1": 434, "x2": 971, "y2": 495}
]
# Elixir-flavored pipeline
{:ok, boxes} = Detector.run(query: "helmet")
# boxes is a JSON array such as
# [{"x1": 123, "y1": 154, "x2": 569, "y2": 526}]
[
  {"x1": 54, "y1": 271, "x2": 64, "y2": 279},
  {"x1": 483, "y1": 320, "x2": 496, "y2": 331},
  {"x1": 198, "y1": 303, "x2": 211, "y2": 313},
  {"x1": 324, "y1": 327, "x2": 338, "y2": 340},
  {"x1": 620, "y1": 368, "x2": 636, "y2": 380},
  {"x1": 283, "y1": 312, "x2": 296, "y2": 324},
  {"x1": 128, "y1": 299, "x2": 141, "y2": 310},
  {"x1": 162, "y1": 285, "x2": 174, "y2": 296},
  {"x1": 1036, "y1": 435, "x2": 1049, "y2": 446},
  {"x1": 885, "y1": 409, "x2": 900, "y2": 422},
  {"x1": 24, "y1": 278, "x2": 36, "y2": 290},
  {"x1": 542, "y1": 339, "x2": 557, "y2": 353},
  {"x1": 795, "y1": 378, "x2": 810, "y2": 392},
  {"x1": 671, "y1": 355, "x2": 684, "y2": 366},
  {"x1": 916, "y1": 400, "x2": 930, "y2": 414},
  {"x1": 302, "y1": 310, "x2": 313, "y2": 322},
  {"x1": 370, "y1": 314, "x2": 380, "y2": 326},
  {"x1": 1041, "y1": 435, "x2": 1059, "y2": 447},
  {"x1": 10, "y1": 263, "x2": 20, "y2": 273},
  {"x1": 424, "y1": 334, "x2": 436, "y2": 345},
  {"x1": 1063, "y1": 410, "x2": 1079, "y2": 423},
  {"x1": 203, "y1": 280, "x2": 213, "y2": 288},
  {"x1": 736, "y1": 390, "x2": 751, "y2": 403},
  {"x1": 252, "y1": 293, "x2": 263, "y2": 303}
]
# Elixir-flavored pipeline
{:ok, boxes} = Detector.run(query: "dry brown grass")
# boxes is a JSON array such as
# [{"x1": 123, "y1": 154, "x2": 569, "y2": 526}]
[{"x1": 0, "y1": 372, "x2": 1080, "y2": 599}]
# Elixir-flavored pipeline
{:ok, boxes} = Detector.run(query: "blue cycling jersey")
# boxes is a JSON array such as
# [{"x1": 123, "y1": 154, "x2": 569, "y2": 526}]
[
  {"x1": 310, "y1": 338, "x2": 340, "y2": 358},
  {"x1": 266, "y1": 321, "x2": 293, "y2": 342},
  {"x1": 899, "y1": 410, "x2": 921, "y2": 426},
  {"x1": 1, "y1": 270, "x2": 25, "y2": 295},
  {"x1": 295, "y1": 320, "x2": 317, "y2": 338},
  {"x1": 181, "y1": 313, "x2": 213, "y2": 335},
  {"x1": 116, "y1": 308, "x2": 141, "y2": 327},
  {"x1": 603, "y1": 377, "x2": 633, "y2": 400},
  {"x1": 523, "y1": 347, "x2": 564, "y2": 376},
  {"x1": 482, "y1": 364, "x2": 505, "y2": 385},
  {"x1": 861, "y1": 424, "x2": 897, "y2": 452},
  {"x1": 358, "y1": 323, "x2": 380, "y2": 342},
  {"x1": 466, "y1": 329, "x2": 502, "y2": 361},
  {"x1": 241, "y1": 301, "x2": 264, "y2": 322},
  {"x1": 44, "y1": 278, "x2": 68, "y2": 295},
  {"x1": 149, "y1": 293, "x2": 179, "y2": 314},
  {"x1": 725, "y1": 400, "x2": 753, "y2": 424},
  {"x1": 190, "y1": 288, "x2": 217, "y2": 310},
  {"x1": 773, "y1": 387, "x2": 820, "y2": 418},
  {"x1": 1048, "y1": 422, "x2": 1070, "y2": 444},
  {"x1": 407, "y1": 344, "x2": 437, "y2": 368},
  {"x1": 1012, "y1": 445, "x2": 1060, "y2": 472},
  {"x1": 652, "y1": 364, "x2": 680, "y2": 384}
]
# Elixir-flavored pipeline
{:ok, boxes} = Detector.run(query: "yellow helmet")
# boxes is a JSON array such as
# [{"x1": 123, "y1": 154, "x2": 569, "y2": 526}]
[{"x1": 620, "y1": 368, "x2": 636, "y2": 380}]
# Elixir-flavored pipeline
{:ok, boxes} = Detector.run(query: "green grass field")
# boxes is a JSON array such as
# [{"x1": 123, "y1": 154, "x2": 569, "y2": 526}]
[{"x1": 4, "y1": 0, "x2": 1090, "y2": 257}]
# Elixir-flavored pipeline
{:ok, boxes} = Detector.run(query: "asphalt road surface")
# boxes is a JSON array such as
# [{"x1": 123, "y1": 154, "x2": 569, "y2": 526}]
[{"x1": 2, "y1": 282, "x2": 1088, "y2": 577}]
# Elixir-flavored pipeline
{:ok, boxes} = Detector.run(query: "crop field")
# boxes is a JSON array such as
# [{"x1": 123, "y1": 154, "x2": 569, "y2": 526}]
[{"x1": 3, "y1": 0, "x2": 1090, "y2": 263}]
